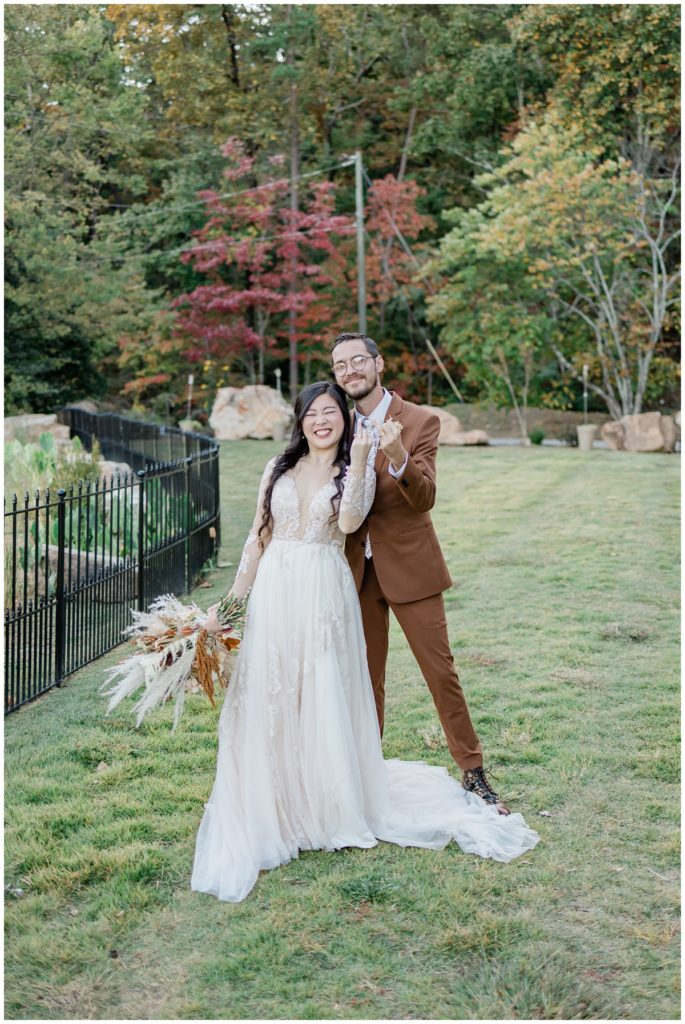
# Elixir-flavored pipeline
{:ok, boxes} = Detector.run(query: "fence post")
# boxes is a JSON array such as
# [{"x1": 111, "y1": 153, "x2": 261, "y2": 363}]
[
  {"x1": 213, "y1": 446, "x2": 221, "y2": 552},
  {"x1": 137, "y1": 470, "x2": 146, "y2": 612},
  {"x1": 55, "y1": 489, "x2": 66, "y2": 686},
  {"x1": 184, "y1": 455, "x2": 192, "y2": 594}
]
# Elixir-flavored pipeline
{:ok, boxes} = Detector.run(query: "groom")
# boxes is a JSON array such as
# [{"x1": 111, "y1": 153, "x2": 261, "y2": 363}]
[{"x1": 332, "y1": 331, "x2": 510, "y2": 814}]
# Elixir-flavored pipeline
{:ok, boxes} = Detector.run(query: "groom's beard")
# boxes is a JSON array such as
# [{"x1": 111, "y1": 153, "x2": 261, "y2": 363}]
[{"x1": 342, "y1": 371, "x2": 380, "y2": 402}]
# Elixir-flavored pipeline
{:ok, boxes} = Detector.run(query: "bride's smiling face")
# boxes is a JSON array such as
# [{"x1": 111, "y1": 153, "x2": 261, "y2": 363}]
[{"x1": 301, "y1": 394, "x2": 345, "y2": 452}]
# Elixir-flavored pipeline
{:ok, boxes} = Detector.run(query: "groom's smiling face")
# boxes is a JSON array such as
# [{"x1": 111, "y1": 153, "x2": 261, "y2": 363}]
[{"x1": 332, "y1": 339, "x2": 383, "y2": 401}]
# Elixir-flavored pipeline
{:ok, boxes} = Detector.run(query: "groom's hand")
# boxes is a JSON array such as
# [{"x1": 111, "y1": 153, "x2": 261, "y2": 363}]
[
  {"x1": 350, "y1": 420, "x2": 374, "y2": 473},
  {"x1": 379, "y1": 418, "x2": 406, "y2": 469}
]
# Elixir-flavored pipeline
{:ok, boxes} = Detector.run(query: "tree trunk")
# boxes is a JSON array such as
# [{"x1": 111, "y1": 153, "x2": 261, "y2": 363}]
[
  {"x1": 496, "y1": 346, "x2": 529, "y2": 443},
  {"x1": 245, "y1": 348, "x2": 255, "y2": 385},
  {"x1": 381, "y1": 104, "x2": 417, "y2": 278},
  {"x1": 220, "y1": 5, "x2": 241, "y2": 89}
]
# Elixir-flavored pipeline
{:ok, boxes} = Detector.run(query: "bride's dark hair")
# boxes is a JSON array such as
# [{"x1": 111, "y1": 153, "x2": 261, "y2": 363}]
[{"x1": 257, "y1": 381, "x2": 352, "y2": 547}]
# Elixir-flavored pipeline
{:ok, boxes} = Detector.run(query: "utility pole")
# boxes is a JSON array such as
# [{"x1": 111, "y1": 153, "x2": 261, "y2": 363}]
[{"x1": 355, "y1": 150, "x2": 367, "y2": 334}]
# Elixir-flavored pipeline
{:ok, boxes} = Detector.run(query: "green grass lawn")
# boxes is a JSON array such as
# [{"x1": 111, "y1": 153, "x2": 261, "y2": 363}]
[{"x1": 5, "y1": 441, "x2": 680, "y2": 1020}]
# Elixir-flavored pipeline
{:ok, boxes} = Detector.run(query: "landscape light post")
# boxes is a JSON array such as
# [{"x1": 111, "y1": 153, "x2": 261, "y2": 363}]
[
  {"x1": 577, "y1": 363, "x2": 597, "y2": 451},
  {"x1": 186, "y1": 374, "x2": 194, "y2": 420}
]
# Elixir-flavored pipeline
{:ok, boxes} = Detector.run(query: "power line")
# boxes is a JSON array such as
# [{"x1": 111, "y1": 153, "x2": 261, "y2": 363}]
[
  {"x1": 107, "y1": 161, "x2": 354, "y2": 215},
  {"x1": 361, "y1": 212, "x2": 464, "y2": 402},
  {"x1": 362, "y1": 166, "x2": 424, "y2": 272},
  {"x1": 6, "y1": 159, "x2": 355, "y2": 222},
  {"x1": 361, "y1": 164, "x2": 445, "y2": 298}
]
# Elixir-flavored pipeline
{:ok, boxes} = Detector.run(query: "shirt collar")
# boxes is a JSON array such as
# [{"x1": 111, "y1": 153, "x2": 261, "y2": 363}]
[{"x1": 355, "y1": 388, "x2": 392, "y2": 424}]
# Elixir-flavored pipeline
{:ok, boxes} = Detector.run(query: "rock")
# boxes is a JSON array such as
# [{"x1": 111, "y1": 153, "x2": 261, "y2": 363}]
[
  {"x1": 4, "y1": 415, "x2": 74, "y2": 446},
  {"x1": 4, "y1": 414, "x2": 58, "y2": 444},
  {"x1": 454, "y1": 429, "x2": 490, "y2": 446},
  {"x1": 45, "y1": 545, "x2": 137, "y2": 600},
  {"x1": 601, "y1": 412, "x2": 677, "y2": 452},
  {"x1": 623, "y1": 412, "x2": 670, "y2": 452},
  {"x1": 421, "y1": 405, "x2": 463, "y2": 438},
  {"x1": 69, "y1": 400, "x2": 99, "y2": 414},
  {"x1": 659, "y1": 415, "x2": 677, "y2": 453},
  {"x1": 51, "y1": 425, "x2": 73, "y2": 445},
  {"x1": 98, "y1": 460, "x2": 134, "y2": 482},
  {"x1": 210, "y1": 385, "x2": 293, "y2": 441},
  {"x1": 420, "y1": 405, "x2": 489, "y2": 446},
  {"x1": 600, "y1": 421, "x2": 625, "y2": 450},
  {"x1": 177, "y1": 419, "x2": 208, "y2": 435}
]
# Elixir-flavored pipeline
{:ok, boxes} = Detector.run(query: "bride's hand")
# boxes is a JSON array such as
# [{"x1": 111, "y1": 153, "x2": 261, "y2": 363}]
[
  {"x1": 350, "y1": 420, "x2": 373, "y2": 473},
  {"x1": 205, "y1": 603, "x2": 221, "y2": 634}
]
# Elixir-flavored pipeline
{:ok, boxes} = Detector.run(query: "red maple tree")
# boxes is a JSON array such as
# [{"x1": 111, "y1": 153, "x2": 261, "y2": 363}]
[{"x1": 173, "y1": 139, "x2": 354, "y2": 389}]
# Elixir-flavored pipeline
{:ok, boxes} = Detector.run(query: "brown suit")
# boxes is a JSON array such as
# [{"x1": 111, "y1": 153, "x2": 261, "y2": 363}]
[{"x1": 346, "y1": 392, "x2": 483, "y2": 771}]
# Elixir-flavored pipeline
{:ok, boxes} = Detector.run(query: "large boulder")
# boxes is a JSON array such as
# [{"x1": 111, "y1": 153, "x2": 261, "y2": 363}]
[
  {"x1": 600, "y1": 420, "x2": 625, "y2": 450},
  {"x1": 68, "y1": 399, "x2": 99, "y2": 414},
  {"x1": 177, "y1": 418, "x2": 209, "y2": 436},
  {"x1": 4, "y1": 413, "x2": 70, "y2": 444},
  {"x1": 600, "y1": 412, "x2": 677, "y2": 452},
  {"x1": 210, "y1": 385, "x2": 293, "y2": 441},
  {"x1": 98, "y1": 460, "x2": 135, "y2": 482},
  {"x1": 420, "y1": 405, "x2": 489, "y2": 446},
  {"x1": 659, "y1": 415, "x2": 677, "y2": 453}
]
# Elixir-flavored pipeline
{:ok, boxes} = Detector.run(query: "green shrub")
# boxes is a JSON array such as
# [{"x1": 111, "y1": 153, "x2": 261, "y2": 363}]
[
  {"x1": 529, "y1": 426, "x2": 545, "y2": 445},
  {"x1": 4, "y1": 433, "x2": 100, "y2": 499}
]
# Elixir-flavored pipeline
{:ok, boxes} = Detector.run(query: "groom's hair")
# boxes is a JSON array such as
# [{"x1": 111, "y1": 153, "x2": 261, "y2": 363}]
[{"x1": 331, "y1": 332, "x2": 380, "y2": 358}]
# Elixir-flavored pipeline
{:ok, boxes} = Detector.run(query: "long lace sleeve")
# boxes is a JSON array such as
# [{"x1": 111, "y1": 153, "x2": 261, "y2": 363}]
[
  {"x1": 229, "y1": 457, "x2": 276, "y2": 600},
  {"x1": 338, "y1": 462, "x2": 376, "y2": 535}
]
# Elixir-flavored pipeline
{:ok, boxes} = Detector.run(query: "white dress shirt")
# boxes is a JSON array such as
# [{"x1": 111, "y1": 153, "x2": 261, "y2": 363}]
[{"x1": 354, "y1": 388, "x2": 408, "y2": 478}]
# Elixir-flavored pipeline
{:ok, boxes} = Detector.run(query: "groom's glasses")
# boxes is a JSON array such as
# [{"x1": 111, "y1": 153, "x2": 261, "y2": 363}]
[{"x1": 332, "y1": 354, "x2": 374, "y2": 378}]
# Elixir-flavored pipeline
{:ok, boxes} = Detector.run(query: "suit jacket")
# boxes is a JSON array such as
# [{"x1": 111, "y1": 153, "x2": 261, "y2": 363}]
[{"x1": 345, "y1": 392, "x2": 452, "y2": 604}]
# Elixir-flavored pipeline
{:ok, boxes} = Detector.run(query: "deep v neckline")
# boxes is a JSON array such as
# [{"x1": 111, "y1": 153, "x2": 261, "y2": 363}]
[
  {"x1": 283, "y1": 470, "x2": 337, "y2": 535},
  {"x1": 284, "y1": 470, "x2": 336, "y2": 506}
]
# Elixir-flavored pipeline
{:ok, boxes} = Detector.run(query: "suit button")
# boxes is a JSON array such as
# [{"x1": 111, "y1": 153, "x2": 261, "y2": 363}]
[{"x1": 402, "y1": 479, "x2": 409, "y2": 488}]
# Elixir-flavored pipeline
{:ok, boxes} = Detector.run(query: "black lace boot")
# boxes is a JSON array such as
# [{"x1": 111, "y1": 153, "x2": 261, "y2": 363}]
[{"x1": 462, "y1": 766, "x2": 510, "y2": 816}]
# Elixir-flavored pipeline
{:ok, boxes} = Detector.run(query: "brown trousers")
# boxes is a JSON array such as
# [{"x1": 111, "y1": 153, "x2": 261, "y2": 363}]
[{"x1": 359, "y1": 558, "x2": 483, "y2": 772}]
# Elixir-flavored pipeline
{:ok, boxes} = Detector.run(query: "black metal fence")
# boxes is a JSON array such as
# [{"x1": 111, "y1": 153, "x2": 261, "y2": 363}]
[{"x1": 4, "y1": 409, "x2": 220, "y2": 714}]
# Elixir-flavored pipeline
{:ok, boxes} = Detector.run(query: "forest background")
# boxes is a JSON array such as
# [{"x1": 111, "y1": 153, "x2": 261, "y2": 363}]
[{"x1": 4, "y1": 3, "x2": 681, "y2": 426}]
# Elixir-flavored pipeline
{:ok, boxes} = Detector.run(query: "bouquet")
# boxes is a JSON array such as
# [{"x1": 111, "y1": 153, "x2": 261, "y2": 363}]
[{"x1": 102, "y1": 592, "x2": 246, "y2": 729}]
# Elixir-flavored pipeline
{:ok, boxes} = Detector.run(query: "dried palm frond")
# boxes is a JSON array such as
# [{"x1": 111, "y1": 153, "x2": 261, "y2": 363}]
[{"x1": 101, "y1": 593, "x2": 246, "y2": 729}]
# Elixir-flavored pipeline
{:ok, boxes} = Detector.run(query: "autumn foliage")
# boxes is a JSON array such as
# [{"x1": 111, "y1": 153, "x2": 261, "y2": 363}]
[{"x1": 172, "y1": 139, "x2": 355, "y2": 387}]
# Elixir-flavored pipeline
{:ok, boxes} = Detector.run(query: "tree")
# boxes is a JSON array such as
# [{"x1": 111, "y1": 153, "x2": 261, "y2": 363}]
[
  {"x1": 426, "y1": 209, "x2": 558, "y2": 440},
  {"x1": 7, "y1": 4, "x2": 678, "y2": 414},
  {"x1": 430, "y1": 117, "x2": 680, "y2": 420},
  {"x1": 512, "y1": 4, "x2": 680, "y2": 157},
  {"x1": 4, "y1": 5, "x2": 163, "y2": 411},
  {"x1": 171, "y1": 139, "x2": 353, "y2": 395}
]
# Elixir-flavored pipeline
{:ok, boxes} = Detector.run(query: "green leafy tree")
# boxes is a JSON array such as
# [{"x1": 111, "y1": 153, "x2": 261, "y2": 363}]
[
  {"x1": 430, "y1": 117, "x2": 680, "y2": 420},
  {"x1": 426, "y1": 209, "x2": 559, "y2": 440},
  {"x1": 512, "y1": 4, "x2": 680, "y2": 156},
  {"x1": 4, "y1": 5, "x2": 164, "y2": 412}
]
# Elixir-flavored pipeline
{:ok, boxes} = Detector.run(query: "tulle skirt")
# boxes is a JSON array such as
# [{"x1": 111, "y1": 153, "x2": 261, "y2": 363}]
[{"x1": 191, "y1": 539, "x2": 539, "y2": 902}]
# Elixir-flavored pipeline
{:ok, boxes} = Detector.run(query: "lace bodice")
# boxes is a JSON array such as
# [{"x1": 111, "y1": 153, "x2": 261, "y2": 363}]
[{"x1": 230, "y1": 457, "x2": 375, "y2": 600}]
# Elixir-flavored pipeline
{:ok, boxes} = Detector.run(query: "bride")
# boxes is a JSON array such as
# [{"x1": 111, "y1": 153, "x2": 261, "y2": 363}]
[{"x1": 192, "y1": 381, "x2": 538, "y2": 902}]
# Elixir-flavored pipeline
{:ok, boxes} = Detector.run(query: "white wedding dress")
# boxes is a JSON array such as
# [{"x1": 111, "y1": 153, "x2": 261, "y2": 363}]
[{"x1": 191, "y1": 458, "x2": 539, "y2": 902}]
